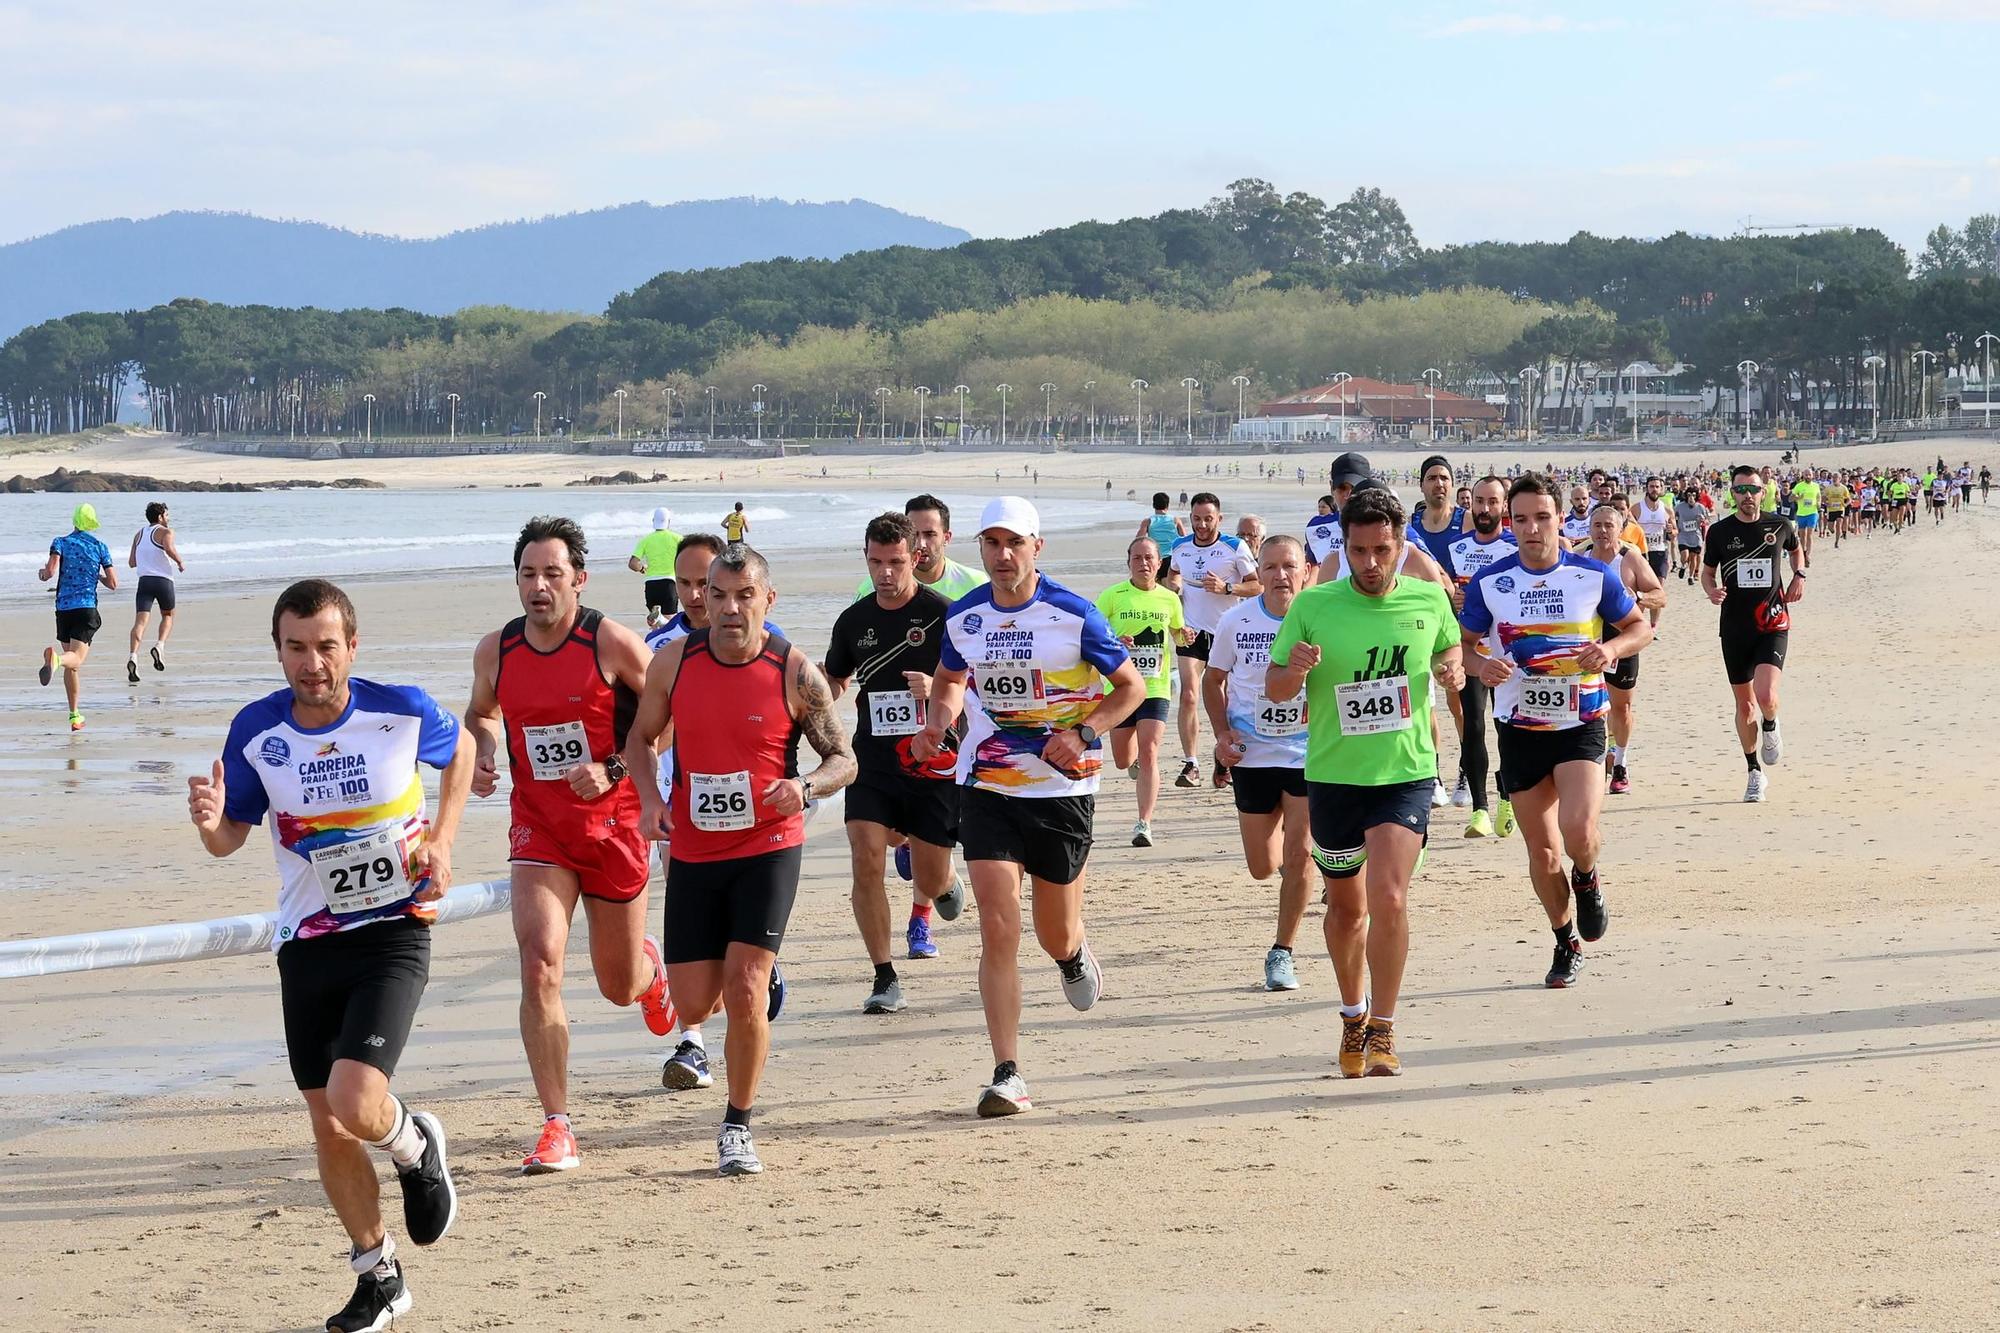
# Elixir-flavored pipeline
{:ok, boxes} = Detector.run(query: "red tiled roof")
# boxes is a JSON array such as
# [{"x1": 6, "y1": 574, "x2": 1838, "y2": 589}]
[{"x1": 1259, "y1": 378, "x2": 1500, "y2": 422}]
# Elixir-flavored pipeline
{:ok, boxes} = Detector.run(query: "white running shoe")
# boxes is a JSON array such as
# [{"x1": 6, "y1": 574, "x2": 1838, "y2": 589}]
[
  {"x1": 977, "y1": 1064, "x2": 1032, "y2": 1117},
  {"x1": 1450, "y1": 776, "x2": 1471, "y2": 808},
  {"x1": 717, "y1": 1124, "x2": 763, "y2": 1176},
  {"x1": 1130, "y1": 819, "x2": 1152, "y2": 848},
  {"x1": 1744, "y1": 769, "x2": 1768, "y2": 803},
  {"x1": 1431, "y1": 779, "x2": 1450, "y2": 808},
  {"x1": 1058, "y1": 940, "x2": 1103, "y2": 1011},
  {"x1": 1760, "y1": 721, "x2": 1783, "y2": 766}
]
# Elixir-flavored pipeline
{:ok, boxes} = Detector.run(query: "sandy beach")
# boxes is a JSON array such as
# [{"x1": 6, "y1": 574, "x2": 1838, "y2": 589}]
[{"x1": 4, "y1": 431, "x2": 1999, "y2": 1330}]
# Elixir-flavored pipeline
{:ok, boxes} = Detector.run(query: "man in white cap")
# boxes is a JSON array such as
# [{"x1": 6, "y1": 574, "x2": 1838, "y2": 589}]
[
  {"x1": 913, "y1": 497, "x2": 1146, "y2": 1118},
  {"x1": 627, "y1": 507, "x2": 681, "y2": 627},
  {"x1": 38, "y1": 501, "x2": 118, "y2": 733}
]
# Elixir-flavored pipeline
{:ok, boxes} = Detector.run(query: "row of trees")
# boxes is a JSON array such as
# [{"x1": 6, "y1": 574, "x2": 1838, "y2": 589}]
[{"x1": 6, "y1": 182, "x2": 2000, "y2": 438}]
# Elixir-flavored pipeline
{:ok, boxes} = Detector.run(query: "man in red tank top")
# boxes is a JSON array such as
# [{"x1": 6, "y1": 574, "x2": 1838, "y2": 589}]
[
  {"x1": 467, "y1": 517, "x2": 677, "y2": 1176},
  {"x1": 621, "y1": 542, "x2": 857, "y2": 1177}
]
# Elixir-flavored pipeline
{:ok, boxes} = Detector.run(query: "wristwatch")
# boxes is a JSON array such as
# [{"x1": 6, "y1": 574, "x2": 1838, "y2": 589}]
[
  {"x1": 1077, "y1": 724, "x2": 1098, "y2": 746},
  {"x1": 603, "y1": 754, "x2": 628, "y2": 785}
]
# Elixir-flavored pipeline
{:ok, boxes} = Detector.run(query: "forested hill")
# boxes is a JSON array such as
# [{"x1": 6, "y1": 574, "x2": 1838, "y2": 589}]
[{"x1": 0, "y1": 199, "x2": 970, "y2": 339}]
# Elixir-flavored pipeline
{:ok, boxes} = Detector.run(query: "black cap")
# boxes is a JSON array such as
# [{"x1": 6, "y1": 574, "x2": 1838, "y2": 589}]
[
  {"x1": 1329, "y1": 451, "x2": 1372, "y2": 488},
  {"x1": 1420, "y1": 454, "x2": 1451, "y2": 479}
]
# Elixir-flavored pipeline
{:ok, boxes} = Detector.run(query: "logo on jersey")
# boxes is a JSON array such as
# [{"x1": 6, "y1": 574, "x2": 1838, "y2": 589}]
[
  {"x1": 260, "y1": 736, "x2": 291, "y2": 767},
  {"x1": 315, "y1": 741, "x2": 341, "y2": 757},
  {"x1": 1493, "y1": 575, "x2": 1515, "y2": 594},
  {"x1": 961, "y1": 613, "x2": 983, "y2": 633},
  {"x1": 858, "y1": 628, "x2": 878, "y2": 650},
  {"x1": 905, "y1": 627, "x2": 927, "y2": 647}
]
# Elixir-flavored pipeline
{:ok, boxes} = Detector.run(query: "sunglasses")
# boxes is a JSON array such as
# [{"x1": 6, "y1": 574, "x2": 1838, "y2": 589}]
[{"x1": 1732, "y1": 484, "x2": 1764, "y2": 495}]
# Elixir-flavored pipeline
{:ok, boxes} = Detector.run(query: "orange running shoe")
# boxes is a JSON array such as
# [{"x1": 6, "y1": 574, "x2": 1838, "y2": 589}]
[
  {"x1": 521, "y1": 1118, "x2": 580, "y2": 1175},
  {"x1": 638, "y1": 935, "x2": 677, "y2": 1037}
]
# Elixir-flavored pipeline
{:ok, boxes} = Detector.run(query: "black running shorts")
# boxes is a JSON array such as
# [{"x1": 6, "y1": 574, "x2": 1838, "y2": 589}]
[
  {"x1": 958, "y1": 785, "x2": 1092, "y2": 884},
  {"x1": 276, "y1": 917, "x2": 431, "y2": 1091},
  {"x1": 135, "y1": 575, "x2": 176, "y2": 614},
  {"x1": 1175, "y1": 630, "x2": 1214, "y2": 662},
  {"x1": 1496, "y1": 720, "x2": 1607, "y2": 796},
  {"x1": 1720, "y1": 626, "x2": 1787, "y2": 686},
  {"x1": 664, "y1": 845, "x2": 804, "y2": 962},
  {"x1": 54, "y1": 608, "x2": 101, "y2": 645},
  {"x1": 844, "y1": 770, "x2": 959, "y2": 848},
  {"x1": 1645, "y1": 550, "x2": 1669, "y2": 580},
  {"x1": 1231, "y1": 764, "x2": 1307, "y2": 816},
  {"x1": 1606, "y1": 654, "x2": 1640, "y2": 692},
  {"x1": 1306, "y1": 779, "x2": 1432, "y2": 879},
  {"x1": 1114, "y1": 696, "x2": 1170, "y2": 728},
  {"x1": 643, "y1": 577, "x2": 679, "y2": 616}
]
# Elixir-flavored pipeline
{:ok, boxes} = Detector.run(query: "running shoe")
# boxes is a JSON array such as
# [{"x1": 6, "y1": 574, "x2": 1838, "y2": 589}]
[
  {"x1": 907, "y1": 913, "x2": 938, "y2": 959},
  {"x1": 1131, "y1": 819, "x2": 1153, "y2": 848},
  {"x1": 977, "y1": 1062, "x2": 1031, "y2": 1117},
  {"x1": 1174, "y1": 759, "x2": 1199, "y2": 788},
  {"x1": 893, "y1": 842, "x2": 913, "y2": 882},
  {"x1": 521, "y1": 1118, "x2": 580, "y2": 1174},
  {"x1": 1431, "y1": 778, "x2": 1451, "y2": 808},
  {"x1": 38, "y1": 646, "x2": 54, "y2": 687},
  {"x1": 1213, "y1": 761, "x2": 1232, "y2": 790},
  {"x1": 126, "y1": 658, "x2": 139, "y2": 685},
  {"x1": 1743, "y1": 769, "x2": 1768, "y2": 803},
  {"x1": 1545, "y1": 938, "x2": 1584, "y2": 989},
  {"x1": 69, "y1": 711, "x2": 84, "y2": 732},
  {"x1": 863, "y1": 975, "x2": 906, "y2": 1014},
  {"x1": 717, "y1": 1124, "x2": 763, "y2": 1177},
  {"x1": 1450, "y1": 775, "x2": 1472, "y2": 808},
  {"x1": 150, "y1": 645, "x2": 165, "y2": 672},
  {"x1": 397, "y1": 1111, "x2": 458, "y2": 1246},
  {"x1": 636, "y1": 935, "x2": 677, "y2": 1037},
  {"x1": 934, "y1": 873, "x2": 965, "y2": 922},
  {"x1": 1338, "y1": 1010, "x2": 1370, "y2": 1078},
  {"x1": 1463, "y1": 809, "x2": 1494, "y2": 839},
  {"x1": 1058, "y1": 940, "x2": 1103, "y2": 1011},
  {"x1": 662, "y1": 1038, "x2": 713, "y2": 1090},
  {"x1": 1608, "y1": 764, "x2": 1631, "y2": 795},
  {"x1": 1263, "y1": 946, "x2": 1299, "y2": 992},
  {"x1": 1760, "y1": 721, "x2": 1783, "y2": 766},
  {"x1": 1124, "y1": 762, "x2": 1139, "y2": 781},
  {"x1": 767, "y1": 962, "x2": 787, "y2": 1021},
  {"x1": 1495, "y1": 798, "x2": 1517, "y2": 839},
  {"x1": 1572, "y1": 867, "x2": 1608, "y2": 942},
  {"x1": 1362, "y1": 1020, "x2": 1401, "y2": 1077},
  {"x1": 328, "y1": 1259, "x2": 412, "y2": 1333}
]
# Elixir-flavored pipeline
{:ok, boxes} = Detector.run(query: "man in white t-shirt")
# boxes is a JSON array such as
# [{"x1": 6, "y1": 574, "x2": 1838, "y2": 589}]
[{"x1": 1166, "y1": 492, "x2": 1260, "y2": 789}]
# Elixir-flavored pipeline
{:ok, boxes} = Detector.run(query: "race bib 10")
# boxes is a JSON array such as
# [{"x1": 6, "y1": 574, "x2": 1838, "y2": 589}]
[{"x1": 1736, "y1": 557, "x2": 1773, "y2": 589}]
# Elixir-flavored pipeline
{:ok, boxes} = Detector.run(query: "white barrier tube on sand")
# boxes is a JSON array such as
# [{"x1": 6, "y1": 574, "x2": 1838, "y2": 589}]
[
  {"x1": 0, "y1": 790, "x2": 842, "y2": 980},
  {"x1": 0, "y1": 880, "x2": 513, "y2": 981}
]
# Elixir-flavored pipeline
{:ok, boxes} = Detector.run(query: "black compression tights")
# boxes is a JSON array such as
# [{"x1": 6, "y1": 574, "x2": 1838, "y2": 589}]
[{"x1": 1458, "y1": 679, "x2": 1493, "y2": 811}]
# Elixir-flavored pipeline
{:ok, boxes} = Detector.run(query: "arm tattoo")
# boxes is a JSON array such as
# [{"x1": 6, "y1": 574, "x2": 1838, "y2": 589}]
[{"x1": 794, "y1": 655, "x2": 858, "y2": 797}]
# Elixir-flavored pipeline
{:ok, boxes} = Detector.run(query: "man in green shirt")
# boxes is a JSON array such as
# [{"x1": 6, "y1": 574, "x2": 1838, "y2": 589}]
[
  {"x1": 1096, "y1": 537, "x2": 1189, "y2": 847},
  {"x1": 627, "y1": 507, "x2": 682, "y2": 625},
  {"x1": 1789, "y1": 475, "x2": 1821, "y2": 566},
  {"x1": 853, "y1": 494, "x2": 988, "y2": 604},
  {"x1": 1267, "y1": 486, "x2": 1462, "y2": 1079}
]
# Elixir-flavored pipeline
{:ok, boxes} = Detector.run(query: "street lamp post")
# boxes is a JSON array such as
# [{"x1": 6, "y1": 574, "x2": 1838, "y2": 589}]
[
  {"x1": 752, "y1": 384, "x2": 767, "y2": 442},
  {"x1": 1084, "y1": 380, "x2": 1097, "y2": 444},
  {"x1": 1518, "y1": 367, "x2": 1540, "y2": 443},
  {"x1": 362, "y1": 393, "x2": 375, "y2": 442},
  {"x1": 1862, "y1": 355, "x2": 1885, "y2": 439},
  {"x1": 875, "y1": 386, "x2": 892, "y2": 443},
  {"x1": 913, "y1": 385, "x2": 931, "y2": 444},
  {"x1": 1976, "y1": 332, "x2": 2000, "y2": 427},
  {"x1": 703, "y1": 385, "x2": 717, "y2": 438},
  {"x1": 953, "y1": 384, "x2": 970, "y2": 442},
  {"x1": 1735, "y1": 360, "x2": 1759, "y2": 445},
  {"x1": 1040, "y1": 382, "x2": 1056, "y2": 439},
  {"x1": 1329, "y1": 371, "x2": 1353, "y2": 443},
  {"x1": 1181, "y1": 377, "x2": 1200, "y2": 443},
  {"x1": 446, "y1": 391, "x2": 461, "y2": 443},
  {"x1": 1912, "y1": 351, "x2": 1939, "y2": 425},
  {"x1": 1131, "y1": 379, "x2": 1148, "y2": 447},
  {"x1": 1421, "y1": 367, "x2": 1441, "y2": 441},
  {"x1": 1624, "y1": 362, "x2": 1645, "y2": 446},
  {"x1": 996, "y1": 384, "x2": 1012, "y2": 445},
  {"x1": 661, "y1": 385, "x2": 677, "y2": 436},
  {"x1": 532, "y1": 390, "x2": 545, "y2": 441},
  {"x1": 613, "y1": 387, "x2": 627, "y2": 440},
  {"x1": 1230, "y1": 373, "x2": 1251, "y2": 424}
]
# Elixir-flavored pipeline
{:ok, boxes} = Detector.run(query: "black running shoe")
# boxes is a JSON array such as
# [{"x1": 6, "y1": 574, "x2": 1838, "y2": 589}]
[
  {"x1": 397, "y1": 1111, "x2": 458, "y2": 1246},
  {"x1": 1545, "y1": 938, "x2": 1584, "y2": 989},
  {"x1": 1572, "y1": 868, "x2": 1608, "y2": 942},
  {"x1": 126, "y1": 659, "x2": 139, "y2": 685},
  {"x1": 327, "y1": 1259, "x2": 413, "y2": 1332}
]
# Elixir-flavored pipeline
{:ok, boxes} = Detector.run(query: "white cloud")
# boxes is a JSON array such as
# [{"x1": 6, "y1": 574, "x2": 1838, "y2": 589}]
[{"x1": 1436, "y1": 13, "x2": 1622, "y2": 36}]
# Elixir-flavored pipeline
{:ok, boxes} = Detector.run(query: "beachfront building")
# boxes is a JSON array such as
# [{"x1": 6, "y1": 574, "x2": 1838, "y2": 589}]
[{"x1": 1238, "y1": 376, "x2": 1503, "y2": 444}]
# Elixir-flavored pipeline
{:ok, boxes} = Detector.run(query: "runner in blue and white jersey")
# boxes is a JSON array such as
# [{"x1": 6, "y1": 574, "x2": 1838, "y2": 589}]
[{"x1": 1167, "y1": 492, "x2": 1259, "y2": 788}]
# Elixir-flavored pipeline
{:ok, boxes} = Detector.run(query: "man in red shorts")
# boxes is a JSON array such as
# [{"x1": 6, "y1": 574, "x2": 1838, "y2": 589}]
[{"x1": 466, "y1": 515, "x2": 677, "y2": 1175}]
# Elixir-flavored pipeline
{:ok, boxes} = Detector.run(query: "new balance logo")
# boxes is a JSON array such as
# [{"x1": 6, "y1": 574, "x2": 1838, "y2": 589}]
[{"x1": 364, "y1": 1034, "x2": 387, "y2": 1048}]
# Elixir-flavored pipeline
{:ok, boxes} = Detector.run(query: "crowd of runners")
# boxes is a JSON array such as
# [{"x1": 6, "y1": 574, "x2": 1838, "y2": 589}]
[{"x1": 22, "y1": 446, "x2": 1985, "y2": 1330}]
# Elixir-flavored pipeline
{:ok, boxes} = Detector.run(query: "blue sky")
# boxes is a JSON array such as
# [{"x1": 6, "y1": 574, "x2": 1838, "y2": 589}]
[{"x1": 0, "y1": 0, "x2": 1990, "y2": 257}]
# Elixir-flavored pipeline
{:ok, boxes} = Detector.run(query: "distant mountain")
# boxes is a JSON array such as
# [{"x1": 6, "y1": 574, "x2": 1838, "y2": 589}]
[{"x1": 0, "y1": 199, "x2": 971, "y2": 336}]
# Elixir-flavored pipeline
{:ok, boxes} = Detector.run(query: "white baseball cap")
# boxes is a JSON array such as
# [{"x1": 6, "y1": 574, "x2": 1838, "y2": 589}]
[
  {"x1": 978, "y1": 496, "x2": 1040, "y2": 538},
  {"x1": 651, "y1": 506, "x2": 671, "y2": 528}
]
